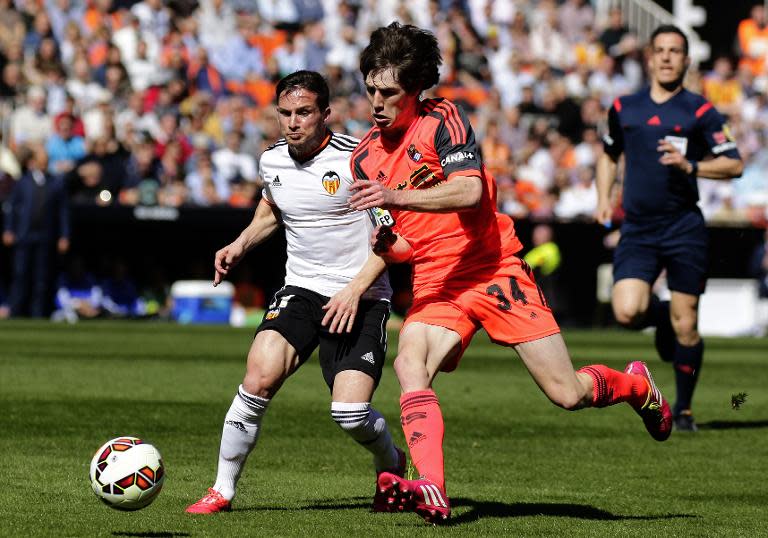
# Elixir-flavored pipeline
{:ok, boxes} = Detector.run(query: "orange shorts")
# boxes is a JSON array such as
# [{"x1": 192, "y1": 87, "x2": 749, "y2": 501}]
[{"x1": 403, "y1": 256, "x2": 560, "y2": 372}]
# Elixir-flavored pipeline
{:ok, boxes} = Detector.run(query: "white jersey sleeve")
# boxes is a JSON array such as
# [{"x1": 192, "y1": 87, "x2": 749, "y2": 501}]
[
  {"x1": 258, "y1": 133, "x2": 391, "y2": 301},
  {"x1": 259, "y1": 157, "x2": 275, "y2": 205}
]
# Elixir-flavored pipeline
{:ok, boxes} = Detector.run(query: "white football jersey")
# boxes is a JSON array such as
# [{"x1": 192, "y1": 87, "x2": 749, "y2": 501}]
[{"x1": 260, "y1": 132, "x2": 391, "y2": 301}]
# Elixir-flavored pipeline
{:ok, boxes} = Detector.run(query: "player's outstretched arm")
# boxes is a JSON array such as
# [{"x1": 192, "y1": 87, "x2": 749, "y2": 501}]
[
  {"x1": 657, "y1": 139, "x2": 744, "y2": 179},
  {"x1": 694, "y1": 156, "x2": 743, "y2": 179},
  {"x1": 595, "y1": 153, "x2": 619, "y2": 226},
  {"x1": 349, "y1": 176, "x2": 482, "y2": 213},
  {"x1": 213, "y1": 199, "x2": 281, "y2": 287},
  {"x1": 321, "y1": 254, "x2": 388, "y2": 334}
]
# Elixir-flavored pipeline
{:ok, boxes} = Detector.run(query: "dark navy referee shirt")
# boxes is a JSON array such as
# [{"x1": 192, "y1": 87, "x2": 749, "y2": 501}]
[{"x1": 603, "y1": 87, "x2": 740, "y2": 221}]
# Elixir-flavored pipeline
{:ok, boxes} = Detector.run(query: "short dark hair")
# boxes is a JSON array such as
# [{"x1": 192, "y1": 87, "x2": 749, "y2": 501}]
[
  {"x1": 650, "y1": 24, "x2": 689, "y2": 55},
  {"x1": 275, "y1": 70, "x2": 330, "y2": 111},
  {"x1": 359, "y1": 22, "x2": 442, "y2": 94}
]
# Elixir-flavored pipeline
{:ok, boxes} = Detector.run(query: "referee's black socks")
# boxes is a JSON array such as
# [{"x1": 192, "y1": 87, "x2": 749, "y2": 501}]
[{"x1": 672, "y1": 340, "x2": 704, "y2": 415}]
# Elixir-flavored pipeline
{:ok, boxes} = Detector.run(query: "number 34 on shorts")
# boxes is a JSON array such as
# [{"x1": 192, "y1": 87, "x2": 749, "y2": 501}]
[{"x1": 484, "y1": 261, "x2": 549, "y2": 312}]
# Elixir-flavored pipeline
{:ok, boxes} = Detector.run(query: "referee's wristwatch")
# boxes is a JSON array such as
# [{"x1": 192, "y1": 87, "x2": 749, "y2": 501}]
[{"x1": 687, "y1": 160, "x2": 698, "y2": 177}]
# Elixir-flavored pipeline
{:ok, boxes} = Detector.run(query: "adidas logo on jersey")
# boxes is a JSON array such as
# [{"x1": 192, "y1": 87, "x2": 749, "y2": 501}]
[
  {"x1": 272, "y1": 175, "x2": 282, "y2": 187},
  {"x1": 376, "y1": 170, "x2": 388, "y2": 182},
  {"x1": 361, "y1": 351, "x2": 375, "y2": 364}
]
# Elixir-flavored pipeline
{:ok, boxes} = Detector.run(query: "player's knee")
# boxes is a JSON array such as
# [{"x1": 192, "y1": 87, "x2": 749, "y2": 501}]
[
  {"x1": 671, "y1": 316, "x2": 697, "y2": 342},
  {"x1": 392, "y1": 353, "x2": 414, "y2": 378},
  {"x1": 242, "y1": 366, "x2": 283, "y2": 397},
  {"x1": 243, "y1": 334, "x2": 292, "y2": 396},
  {"x1": 613, "y1": 305, "x2": 644, "y2": 328},
  {"x1": 393, "y1": 352, "x2": 429, "y2": 384}
]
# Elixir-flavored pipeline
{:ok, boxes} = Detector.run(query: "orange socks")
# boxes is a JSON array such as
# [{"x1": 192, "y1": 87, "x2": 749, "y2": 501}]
[
  {"x1": 578, "y1": 365, "x2": 648, "y2": 408},
  {"x1": 400, "y1": 390, "x2": 445, "y2": 491}
]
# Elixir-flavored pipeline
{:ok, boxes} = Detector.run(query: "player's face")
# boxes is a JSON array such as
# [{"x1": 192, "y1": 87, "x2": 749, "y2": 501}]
[
  {"x1": 276, "y1": 88, "x2": 330, "y2": 155},
  {"x1": 364, "y1": 68, "x2": 420, "y2": 137},
  {"x1": 649, "y1": 32, "x2": 689, "y2": 87}
]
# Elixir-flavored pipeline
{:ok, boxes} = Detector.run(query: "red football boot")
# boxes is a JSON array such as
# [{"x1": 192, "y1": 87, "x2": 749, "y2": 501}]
[
  {"x1": 376, "y1": 472, "x2": 450, "y2": 524},
  {"x1": 372, "y1": 447, "x2": 407, "y2": 512},
  {"x1": 625, "y1": 361, "x2": 673, "y2": 441},
  {"x1": 185, "y1": 488, "x2": 232, "y2": 514}
]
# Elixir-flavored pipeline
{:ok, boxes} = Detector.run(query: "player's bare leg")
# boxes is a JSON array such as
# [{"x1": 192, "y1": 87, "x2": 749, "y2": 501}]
[
  {"x1": 669, "y1": 291, "x2": 702, "y2": 431},
  {"x1": 394, "y1": 322, "x2": 461, "y2": 392},
  {"x1": 613, "y1": 279, "x2": 699, "y2": 433},
  {"x1": 377, "y1": 323, "x2": 459, "y2": 523},
  {"x1": 186, "y1": 330, "x2": 300, "y2": 513},
  {"x1": 613, "y1": 278, "x2": 676, "y2": 360},
  {"x1": 330, "y1": 370, "x2": 405, "y2": 511},
  {"x1": 611, "y1": 278, "x2": 652, "y2": 328},
  {"x1": 514, "y1": 333, "x2": 594, "y2": 409},
  {"x1": 515, "y1": 333, "x2": 672, "y2": 441}
]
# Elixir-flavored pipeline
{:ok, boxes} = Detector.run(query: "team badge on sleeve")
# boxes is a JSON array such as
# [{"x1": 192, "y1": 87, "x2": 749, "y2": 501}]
[
  {"x1": 322, "y1": 171, "x2": 341, "y2": 194},
  {"x1": 712, "y1": 124, "x2": 737, "y2": 154}
]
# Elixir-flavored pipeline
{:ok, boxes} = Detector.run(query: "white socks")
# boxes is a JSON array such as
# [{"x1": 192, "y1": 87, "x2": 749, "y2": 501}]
[
  {"x1": 212, "y1": 393, "x2": 398, "y2": 501},
  {"x1": 213, "y1": 385, "x2": 270, "y2": 501},
  {"x1": 331, "y1": 401, "x2": 400, "y2": 472}
]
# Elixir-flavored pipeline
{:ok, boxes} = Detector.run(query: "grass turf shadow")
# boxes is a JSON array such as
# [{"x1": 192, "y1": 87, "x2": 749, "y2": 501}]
[
  {"x1": 697, "y1": 419, "x2": 768, "y2": 430},
  {"x1": 234, "y1": 496, "x2": 697, "y2": 526},
  {"x1": 446, "y1": 498, "x2": 698, "y2": 525}
]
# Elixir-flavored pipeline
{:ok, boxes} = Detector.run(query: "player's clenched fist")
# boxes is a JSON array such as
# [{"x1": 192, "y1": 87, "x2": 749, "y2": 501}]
[
  {"x1": 371, "y1": 225, "x2": 413, "y2": 264},
  {"x1": 213, "y1": 241, "x2": 245, "y2": 286}
]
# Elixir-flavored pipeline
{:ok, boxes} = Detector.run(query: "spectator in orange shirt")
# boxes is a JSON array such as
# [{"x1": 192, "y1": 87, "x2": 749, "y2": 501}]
[
  {"x1": 702, "y1": 56, "x2": 743, "y2": 116},
  {"x1": 737, "y1": 4, "x2": 768, "y2": 77}
]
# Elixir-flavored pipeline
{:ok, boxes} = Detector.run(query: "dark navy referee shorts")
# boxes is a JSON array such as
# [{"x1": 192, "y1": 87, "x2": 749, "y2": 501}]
[{"x1": 613, "y1": 210, "x2": 708, "y2": 296}]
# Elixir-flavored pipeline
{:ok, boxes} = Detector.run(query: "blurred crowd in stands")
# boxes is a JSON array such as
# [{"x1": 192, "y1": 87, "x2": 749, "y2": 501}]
[{"x1": 2, "y1": 0, "x2": 768, "y2": 319}]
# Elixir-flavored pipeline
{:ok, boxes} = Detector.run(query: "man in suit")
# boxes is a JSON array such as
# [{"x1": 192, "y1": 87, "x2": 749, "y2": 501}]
[{"x1": 3, "y1": 144, "x2": 70, "y2": 317}]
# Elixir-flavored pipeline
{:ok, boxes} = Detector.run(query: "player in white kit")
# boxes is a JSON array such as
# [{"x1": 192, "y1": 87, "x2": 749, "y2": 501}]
[{"x1": 186, "y1": 71, "x2": 405, "y2": 514}]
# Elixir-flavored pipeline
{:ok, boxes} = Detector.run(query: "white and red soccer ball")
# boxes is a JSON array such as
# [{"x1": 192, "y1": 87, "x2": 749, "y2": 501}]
[{"x1": 89, "y1": 437, "x2": 165, "y2": 511}]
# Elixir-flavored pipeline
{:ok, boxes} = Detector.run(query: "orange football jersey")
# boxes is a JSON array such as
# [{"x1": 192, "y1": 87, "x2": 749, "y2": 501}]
[{"x1": 351, "y1": 98, "x2": 523, "y2": 297}]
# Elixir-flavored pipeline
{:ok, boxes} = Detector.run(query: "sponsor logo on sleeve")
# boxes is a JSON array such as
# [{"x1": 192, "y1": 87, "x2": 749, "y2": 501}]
[
  {"x1": 440, "y1": 151, "x2": 474, "y2": 167},
  {"x1": 713, "y1": 131, "x2": 726, "y2": 144},
  {"x1": 712, "y1": 124, "x2": 737, "y2": 154}
]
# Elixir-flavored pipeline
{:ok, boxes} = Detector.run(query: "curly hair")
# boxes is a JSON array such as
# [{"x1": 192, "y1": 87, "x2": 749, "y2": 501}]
[{"x1": 359, "y1": 22, "x2": 442, "y2": 94}]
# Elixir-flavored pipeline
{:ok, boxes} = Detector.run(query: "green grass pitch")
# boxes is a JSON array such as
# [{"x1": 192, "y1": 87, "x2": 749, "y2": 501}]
[{"x1": 1, "y1": 321, "x2": 766, "y2": 537}]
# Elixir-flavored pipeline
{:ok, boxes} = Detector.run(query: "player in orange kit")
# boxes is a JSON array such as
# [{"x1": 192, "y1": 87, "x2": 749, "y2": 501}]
[{"x1": 348, "y1": 23, "x2": 673, "y2": 525}]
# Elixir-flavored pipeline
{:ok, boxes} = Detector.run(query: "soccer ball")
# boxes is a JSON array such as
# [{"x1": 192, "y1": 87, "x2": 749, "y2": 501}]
[{"x1": 89, "y1": 437, "x2": 165, "y2": 511}]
